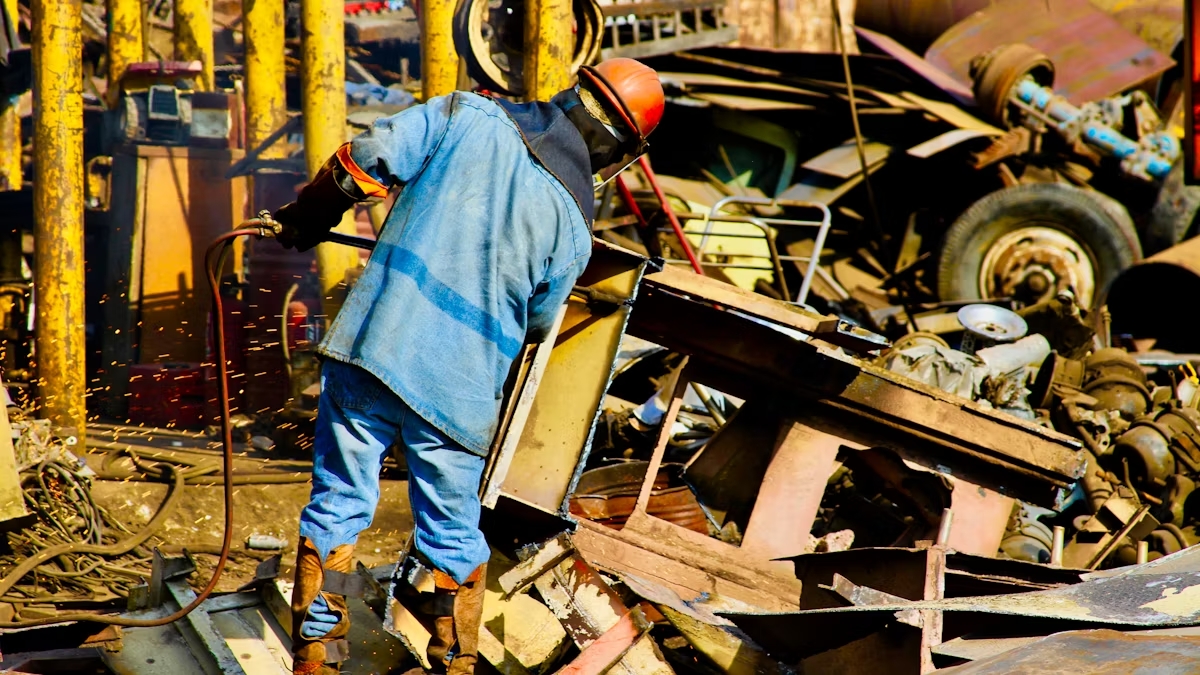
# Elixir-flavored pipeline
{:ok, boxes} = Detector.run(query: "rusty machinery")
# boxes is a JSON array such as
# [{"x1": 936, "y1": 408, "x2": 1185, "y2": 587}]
[
  {"x1": 1027, "y1": 344, "x2": 1200, "y2": 567},
  {"x1": 971, "y1": 43, "x2": 1180, "y2": 183}
]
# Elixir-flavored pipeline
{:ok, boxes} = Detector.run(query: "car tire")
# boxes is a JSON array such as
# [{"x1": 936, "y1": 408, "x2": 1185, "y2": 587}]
[{"x1": 937, "y1": 183, "x2": 1142, "y2": 308}]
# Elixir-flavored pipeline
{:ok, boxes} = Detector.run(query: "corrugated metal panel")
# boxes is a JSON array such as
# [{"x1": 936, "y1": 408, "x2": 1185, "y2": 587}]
[{"x1": 924, "y1": 0, "x2": 1174, "y2": 105}]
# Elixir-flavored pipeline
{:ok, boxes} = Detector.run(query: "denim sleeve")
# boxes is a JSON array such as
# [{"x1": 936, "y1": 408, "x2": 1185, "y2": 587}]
[
  {"x1": 348, "y1": 94, "x2": 455, "y2": 188},
  {"x1": 526, "y1": 260, "x2": 582, "y2": 344}
]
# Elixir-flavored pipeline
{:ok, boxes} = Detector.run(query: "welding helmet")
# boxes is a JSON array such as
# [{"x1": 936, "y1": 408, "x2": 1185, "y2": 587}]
[{"x1": 577, "y1": 58, "x2": 664, "y2": 188}]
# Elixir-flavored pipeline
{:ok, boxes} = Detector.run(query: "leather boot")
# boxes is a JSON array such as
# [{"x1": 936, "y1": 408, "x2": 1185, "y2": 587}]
[
  {"x1": 292, "y1": 537, "x2": 356, "y2": 675},
  {"x1": 394, "y1": 555, "x2": 487, "y2": 675},
  {"x1": 426, "y1": 564, "x2": 487, "y2": 675}
]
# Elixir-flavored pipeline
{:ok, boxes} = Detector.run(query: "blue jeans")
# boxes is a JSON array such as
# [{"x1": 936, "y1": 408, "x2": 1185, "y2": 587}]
[{"x1": 298, "y1": 359, "x2": 491, "y2": 637}]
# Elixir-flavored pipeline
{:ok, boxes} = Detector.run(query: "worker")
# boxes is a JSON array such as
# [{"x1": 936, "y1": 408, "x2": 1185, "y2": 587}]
[{"x1": 273, "y1": 58, "x2": 664, "y2": 675}]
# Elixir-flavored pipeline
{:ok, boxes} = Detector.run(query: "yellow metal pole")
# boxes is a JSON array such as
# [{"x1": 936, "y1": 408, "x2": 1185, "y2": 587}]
[
  {"x1": 244, "y1": 0, "x2": 286, "y2": 156},
  {"x1": 0, "y1": 97, "x2": 19, "y2": 191},
  {"x1": 421, "y1": 0, "x2": 459, "y2": 99},
  {"x1": 523, "y1": 0, "x2": 573, "y2": 101},
  {"x1": 174, "y1": 0, "x2": 214, "y2": 91},
  {"x1": 301, "y1": 0, "x2": 358, "y2": 317},
  {"x1": 31, "y1": 0, "x2": 87, "y2": 438},
  {"x1": 0, "y1": 0, "x2": 21, "y2": 190},
  {"x1": 106, "y1": 0, "x2": 144, "y2": 107}
]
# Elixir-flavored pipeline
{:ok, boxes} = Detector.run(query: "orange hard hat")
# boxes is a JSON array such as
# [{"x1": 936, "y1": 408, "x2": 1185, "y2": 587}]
[{"x1": 578, "y1": 58, "x2": 664, "y2": 146}]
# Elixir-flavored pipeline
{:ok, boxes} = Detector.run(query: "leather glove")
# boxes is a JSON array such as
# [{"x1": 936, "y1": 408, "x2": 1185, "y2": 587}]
[{"x1": 274, "y1": 155, "x2": 363, "y2": 252}]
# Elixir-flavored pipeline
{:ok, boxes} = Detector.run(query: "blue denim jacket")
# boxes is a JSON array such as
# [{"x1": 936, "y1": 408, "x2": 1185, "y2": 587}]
[{"x1": 319, "y1": 92, "x2": 593, "y2": 456}]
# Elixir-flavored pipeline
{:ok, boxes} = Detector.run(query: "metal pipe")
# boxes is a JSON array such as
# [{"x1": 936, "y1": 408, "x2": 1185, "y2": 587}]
[
  {"x1": 174, "y1": 0, "x2": 214, "y2": 91},
  {"x1": 243, "y1": 0, "x2": 287, "y2": 160},
  {"x1": 421, "y1": 0, "x2": 458, "y2": 100},
  {"x1": 301, "y1": 0, "x2": 359, "y2": 318},
  {"x1": 106, "y1": 0, "x2": 144, "y2": 107},
  {"x1": 0, "y1": 0, "x2": 22, "y2": 190},
  {"x1": 637, "y1": 156, "x2": 704, "y2": 275},
  {"x1": 1136, "y1": 539, "x2": 1149, "y2": 565},
  {"x1": 523, "y1": 0, "x2": 573, "y2": 101},
  {"x1": 32, "y1": 0, "x2": 87, "y2": 439},
  {"x1": 1050, "y1": 525, "x2": 1065, "y2": 566}
]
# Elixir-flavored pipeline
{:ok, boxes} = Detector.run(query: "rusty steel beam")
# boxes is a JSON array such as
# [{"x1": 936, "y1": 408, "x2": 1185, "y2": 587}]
[{"x1": 32, "y1": 0, "x2": 87, "y2": 438}]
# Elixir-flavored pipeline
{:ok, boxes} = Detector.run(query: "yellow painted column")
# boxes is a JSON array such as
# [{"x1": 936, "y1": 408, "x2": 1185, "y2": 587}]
[
  {"x1": 174, "y1": 0, "x2": 214, "y2": 90},
  {"x1": 301, "y1": 0, "x2": 357, "y2": 317},
  {"x1": 0, "y1": 97, "x2": 19, "y2": 191},
  {"x1": 523, "y1": 0, "x2": 573, "y2": 101},
  {"x1": 31, "y1": 0, "x2": 87, "y2": 438},
  {"x1": 421, "y1": 0, "x2": 459, "y2": 99},
  {"x1": 244, "y1": 0, "x2": 286, "y2": 156},
  {"x1": 0, "y1": 0, "x2": 21, "y2": 190},
  {"x1": 106, "y1": 0, "x2": 144, "y2": 107}
]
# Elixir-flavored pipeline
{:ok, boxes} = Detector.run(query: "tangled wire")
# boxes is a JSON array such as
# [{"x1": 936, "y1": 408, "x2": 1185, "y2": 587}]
[{"x1": 2, "y1": 454, "x2": 154, "y2": 607}]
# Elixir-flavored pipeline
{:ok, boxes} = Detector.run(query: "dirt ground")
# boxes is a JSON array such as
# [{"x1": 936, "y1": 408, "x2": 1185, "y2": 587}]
[{"x1": 91, "y1": 474, "x2": 414, "y2": 592}]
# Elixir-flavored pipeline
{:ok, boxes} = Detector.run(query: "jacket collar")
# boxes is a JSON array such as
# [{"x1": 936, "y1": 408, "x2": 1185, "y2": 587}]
[{"x1": 489, "y1": 95, "x2": 595, "y2": 226}]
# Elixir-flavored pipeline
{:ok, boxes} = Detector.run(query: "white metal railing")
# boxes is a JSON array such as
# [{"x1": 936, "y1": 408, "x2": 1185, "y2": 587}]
[{"x1": 659, "y1": 196, "x2": 833, "y2": 306}]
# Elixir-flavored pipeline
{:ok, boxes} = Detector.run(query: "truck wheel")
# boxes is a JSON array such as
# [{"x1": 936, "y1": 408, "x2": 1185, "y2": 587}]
[{"x1": 937, "y1": 183, "x2": 1141, "y2": 309}]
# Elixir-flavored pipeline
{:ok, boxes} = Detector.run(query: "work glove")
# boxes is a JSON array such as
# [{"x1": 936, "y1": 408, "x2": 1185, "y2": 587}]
[{"x1": 274, "y1": 156, "x2": 362, "y2": 252}]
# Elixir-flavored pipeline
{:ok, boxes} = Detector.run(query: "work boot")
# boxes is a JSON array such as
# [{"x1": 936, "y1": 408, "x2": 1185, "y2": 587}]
[
  {"x1": 427, "y1": 564, "x2": 486, "y2": 675},
  {"x1": 291, "y1": 537, "x2": 356, "y2": 675},
  {"x1": 394, "y1": 555, "x2": 487, "y2": 675}
]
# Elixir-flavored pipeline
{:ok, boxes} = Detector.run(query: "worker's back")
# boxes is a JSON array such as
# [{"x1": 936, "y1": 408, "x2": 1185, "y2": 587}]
[{"x1": 319, "y1": 92, "x2": 592, "y2": 456}]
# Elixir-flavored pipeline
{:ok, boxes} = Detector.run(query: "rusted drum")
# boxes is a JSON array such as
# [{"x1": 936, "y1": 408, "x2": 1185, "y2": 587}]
[{"x1": 1105, "y1": 236, "x2": 1200, "y2": 353}]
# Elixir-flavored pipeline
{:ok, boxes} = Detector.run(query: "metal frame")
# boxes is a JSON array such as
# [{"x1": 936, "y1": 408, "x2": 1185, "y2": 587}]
[{"x1": 659, "y1": 195, "x2": 833, "y2": 305}]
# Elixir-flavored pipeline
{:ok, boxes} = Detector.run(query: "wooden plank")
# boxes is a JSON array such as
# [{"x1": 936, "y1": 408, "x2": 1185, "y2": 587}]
[
  {"x1": 573, "y1": 521, "x2": 799, "y2": 612},
  {"x1": 498, "y1": 533, "x2": 574, "y2": 596},
  {"x1": 556, "y1": 611, "x2": 644, "y2": 675},
  {"x1": 533, "y1": 555, "x2": 673, "y2": 675}
]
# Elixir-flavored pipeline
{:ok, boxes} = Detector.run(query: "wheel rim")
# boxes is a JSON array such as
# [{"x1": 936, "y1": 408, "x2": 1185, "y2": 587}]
[{"x1": 978, "y1": 225, "x2": 1096, "y2": 307}]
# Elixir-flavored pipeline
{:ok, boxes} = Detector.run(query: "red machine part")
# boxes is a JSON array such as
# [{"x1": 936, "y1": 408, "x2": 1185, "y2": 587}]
[{"x1": 1188, "y1": 0, "x2": 1200, "y2": 184}]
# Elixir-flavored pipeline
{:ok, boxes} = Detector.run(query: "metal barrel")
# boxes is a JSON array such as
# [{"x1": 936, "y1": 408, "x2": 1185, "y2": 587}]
[{"x1": 1104, "y1": 236, "x2": 1200, "y2": 353}]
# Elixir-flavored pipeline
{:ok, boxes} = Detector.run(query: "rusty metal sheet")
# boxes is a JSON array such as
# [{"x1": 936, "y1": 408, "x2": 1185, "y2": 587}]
[
  {"x1": 936, "y1": 629, "x2": 1200, "y2": 674},
  {"x1": 855, "y1": 27, "x2": 975, "y2": 105},
  {"x1": 722, "y1": 570, "x2": 1200, "y2": 662},
  {"x1": 854, "y1": 0, "x2": 991, "y2": 55},
  {"x1": 924, "y1": 0, "x2": 1174, "y2": 105},
  {"x1": 499, "y1": 241, "x2": 648, "y2": 515},
  {"x1": 801, "y1": 140, "x2": 891, "y2": 179},
  {"x1": 907, "y1": 129, "x2": 995, "y2": 158}
]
